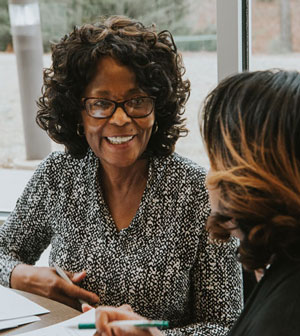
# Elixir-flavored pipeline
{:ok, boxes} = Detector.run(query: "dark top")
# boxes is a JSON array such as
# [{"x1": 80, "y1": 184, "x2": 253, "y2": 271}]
[
  {"x1": 0, "y1": 149, "x2": 243, "y2": 335},
  {"x1": 228, "y1": 256, "x2": 300, "y2": 336}
]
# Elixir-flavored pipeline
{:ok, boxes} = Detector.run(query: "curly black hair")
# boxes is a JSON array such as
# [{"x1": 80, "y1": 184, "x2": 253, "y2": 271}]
[{"x1": 37, "y1": 15, "x2": 190, "y2": 158}]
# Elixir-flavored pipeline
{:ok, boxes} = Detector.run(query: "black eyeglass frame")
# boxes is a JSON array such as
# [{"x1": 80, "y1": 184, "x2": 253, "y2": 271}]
[{"x1": 82, "y1": 96, "x2": 156, "y2": 119}]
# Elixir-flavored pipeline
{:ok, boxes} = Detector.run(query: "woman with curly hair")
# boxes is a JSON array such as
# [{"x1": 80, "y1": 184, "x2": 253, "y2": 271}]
[
  {"x1": 0, "y1": 15, "x2": 242, "y2": 334},
  {"x1": 90, "y1": 70, "x2": 300, "y2": 336}
]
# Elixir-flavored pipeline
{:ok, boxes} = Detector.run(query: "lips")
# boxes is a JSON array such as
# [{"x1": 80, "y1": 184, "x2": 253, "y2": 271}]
[{"x1": 106, "y1": 135, "x2": 135, "y2": 144}]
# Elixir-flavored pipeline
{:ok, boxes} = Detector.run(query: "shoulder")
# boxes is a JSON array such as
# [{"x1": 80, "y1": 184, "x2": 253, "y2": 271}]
[
  {"x1": 153, "y1": 153, "x2": 207, "y2": 192},
  {"x1": 231, "y1": 261, "x2": 300, "y2": 336},
  {"x1": 33, "y1": 149, "x2": 97, "y2": 184},
  {"x1": 154, "y1": 152, "x2": 207, "y2": 180},
  {"x1": 152, "y1": 153, "x2": 209, "y2": 216},
  {"x1": 35, "y1": 151, "x2": 78, "y2": 175}
]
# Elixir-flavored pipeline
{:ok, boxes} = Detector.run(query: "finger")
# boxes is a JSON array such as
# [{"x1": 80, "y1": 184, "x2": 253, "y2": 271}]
[
  {"x1": 96, "y1": 306, "x2": 144, "y2": 323},
  {"x1": 112, "y1": 326, "x2": 152, "y2": 336},
  {"x1": 56, "y1": 279, "x2": 99, "y2": 305},
  {"x1": 82, "y1": 303, "x2": 94, "y2": 312},
  {"x1": 71, "y1": 270, "x2": 87, "y2": 283},
  {"x1": 62, "y1": 269, "x2": 86, "y2": 283},
  {"x1": 118, "y1": 304, "x2": 133, "y2": 312},
  {"x1": 99, "y1": 311, "x2": 112, "y2": 336},
  {"x1": 95, "y1": 307, "x2": 146, "y2": 336},
  {"x1": 51, "y1": 268, "x2": 98, "y2": 304},
  {"x1": 93, "y1": 332, "x2": 103, "y2": 336},
  {"x1": 49, "y1": 291, "x2": 82, "y2": 310}
]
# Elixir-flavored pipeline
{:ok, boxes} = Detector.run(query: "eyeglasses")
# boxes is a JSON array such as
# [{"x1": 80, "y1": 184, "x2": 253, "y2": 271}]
[{"x1": 82, "y1": 96, "x2": 155, "y2": 119}]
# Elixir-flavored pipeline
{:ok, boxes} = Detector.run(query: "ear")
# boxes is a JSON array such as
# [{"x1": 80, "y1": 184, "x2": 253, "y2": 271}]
[{"x1": 152, "y1": 120, "x2": 158, "y2": 134}]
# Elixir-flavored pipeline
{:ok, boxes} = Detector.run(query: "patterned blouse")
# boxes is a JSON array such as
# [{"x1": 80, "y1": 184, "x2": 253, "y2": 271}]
[{"x1": 0, "y1": 149, "x2": 243, "y2": 335}]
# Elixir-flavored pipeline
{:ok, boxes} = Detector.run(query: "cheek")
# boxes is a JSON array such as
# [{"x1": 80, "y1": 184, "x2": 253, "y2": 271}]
[
  {"x1": 82, "y1": 118, "x2": 105, "y2": 143},
  {"x1": 82, "y1": 114, "x2": 103, "y2": 133},
  {"x1": 135, "y1": 117, "x2": 155, "y2": 138},
  {"x1": 85, "y1": 123, "x2": 101, "y2": 135},
  {"x1": 208, "y1": 186, "x2": 220, "y2": 213},
  {"x1": 225, "y1": 221, "x2": 245, "y2": 240}
]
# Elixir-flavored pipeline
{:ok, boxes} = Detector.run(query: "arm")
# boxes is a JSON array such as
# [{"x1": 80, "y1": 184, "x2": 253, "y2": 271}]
[
  {"x1": 0, "y1": 160, "x2": 52, "y2": 287},
  {"x1": 91, "y1": 240, "x2": 243, "y2": 336},
  {"x1": 159, "y1": 164, "x2": 243, "y2": 336},
  {"x1": 163, "y1": 234, "x2": 243, "y2": 336},
  {"x1": 0, "y1": 155, "x2": 99, "y2": 308}
]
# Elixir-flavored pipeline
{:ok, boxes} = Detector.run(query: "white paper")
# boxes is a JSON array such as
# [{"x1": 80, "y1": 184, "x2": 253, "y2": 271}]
[
  {"x1": 0, "y1": 285, "x2": 49, "y2": 320},
  {"x1": 0, "y1": 315, "x2": 40, "y2": 331},
  {"x1": 17, "y1": 309, "x2": 96, "y2": 336}
]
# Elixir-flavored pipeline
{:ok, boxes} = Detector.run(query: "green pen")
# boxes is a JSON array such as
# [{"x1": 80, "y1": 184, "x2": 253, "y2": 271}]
[{"x1": 77, "y1": 320, "x2": 169, "y2": 329}]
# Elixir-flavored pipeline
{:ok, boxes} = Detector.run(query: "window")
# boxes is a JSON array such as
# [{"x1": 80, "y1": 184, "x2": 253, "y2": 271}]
[
  {"x1": 251, "y1": 0, "x2": 300, "y2": 72},
  {"x1": 1, "y1": 0, "x2": 218, "y2": 169}
]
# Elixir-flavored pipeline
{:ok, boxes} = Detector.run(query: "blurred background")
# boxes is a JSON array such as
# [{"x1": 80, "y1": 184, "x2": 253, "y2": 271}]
[{"x1": 0, "y1": 0, "x2": 300, "y2": 170}]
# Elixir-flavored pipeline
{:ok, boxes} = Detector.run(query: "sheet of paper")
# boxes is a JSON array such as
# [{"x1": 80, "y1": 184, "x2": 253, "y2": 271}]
[
  {"x1": 0, "y1": 285, "x2": 49, "y2": 320},
  {"x1": 0, "y1": 316, "x2": 40, "y2": 331},
  {"x1": 17, "y1": 309, "x2": 96, "y2": 336}
]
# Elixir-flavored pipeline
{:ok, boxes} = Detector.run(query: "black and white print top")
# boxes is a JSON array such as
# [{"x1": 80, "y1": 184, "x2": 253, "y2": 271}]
[{"x1": 0, "y1": 149, "x2": 243, "y2": 335}]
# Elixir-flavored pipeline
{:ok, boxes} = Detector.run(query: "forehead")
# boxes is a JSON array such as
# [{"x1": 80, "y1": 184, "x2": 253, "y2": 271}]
[{"x1": 84, "y1": 56, "x2": 141, "y2": 98}]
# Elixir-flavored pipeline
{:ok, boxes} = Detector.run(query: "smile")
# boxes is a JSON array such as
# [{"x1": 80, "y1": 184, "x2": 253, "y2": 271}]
[{"x1": 106, "y1": 135, "x2": 135, "y2": 144}]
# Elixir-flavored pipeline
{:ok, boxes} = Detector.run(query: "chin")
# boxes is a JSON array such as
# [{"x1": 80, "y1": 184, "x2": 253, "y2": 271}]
[{"x1": 102, "y1": 156, "x2": 141, "y2": 169}]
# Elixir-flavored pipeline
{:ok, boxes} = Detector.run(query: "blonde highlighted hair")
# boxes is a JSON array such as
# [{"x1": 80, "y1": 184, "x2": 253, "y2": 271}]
[{"x1": 201, "y1": 70, "x2": 300, "y2": 270}]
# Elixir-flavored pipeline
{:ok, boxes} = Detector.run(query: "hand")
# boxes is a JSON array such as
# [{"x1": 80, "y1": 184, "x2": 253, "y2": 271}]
[
  {"x1": 93, "y1": 306, "x2": 163, "y2": 336},
  {"x1": 82, "y1": 303, "x2": 133, "y2": 313},
  {"x1": 11, "y1": 264, "x2": 99, "y2": 310}
]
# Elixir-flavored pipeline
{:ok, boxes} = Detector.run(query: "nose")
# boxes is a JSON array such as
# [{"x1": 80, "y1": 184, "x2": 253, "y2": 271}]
[{"x1": 109, "y1": 106, "x2": 132, "y2": 126}]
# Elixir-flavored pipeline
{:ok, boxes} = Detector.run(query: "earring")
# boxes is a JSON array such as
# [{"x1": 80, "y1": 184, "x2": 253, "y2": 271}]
[
  {"x1": 152, "y1": 121, "x2": 158, "y2": 134},
  {"x1": 76, "y1": 123, "x2": 85, "y2": 137},
  {"x1": 55, "y1": 124, "x2": 62, "y2": 133}
]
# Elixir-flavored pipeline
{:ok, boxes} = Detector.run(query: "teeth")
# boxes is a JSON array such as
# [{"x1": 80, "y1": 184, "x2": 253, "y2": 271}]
[{"x1": 107, "y1": 136, "x2": 134, "y2": 144}]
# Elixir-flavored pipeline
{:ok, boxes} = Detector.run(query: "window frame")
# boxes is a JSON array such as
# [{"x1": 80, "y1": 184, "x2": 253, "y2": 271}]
[{"x1": 216, "y1": 0, "x2": 251, "y2": 82}]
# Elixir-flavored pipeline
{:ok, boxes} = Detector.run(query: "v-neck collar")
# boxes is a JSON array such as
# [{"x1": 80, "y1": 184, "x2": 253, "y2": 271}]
[{"x1": 88, "y1": 149, "x2": 157, "y2": 237}]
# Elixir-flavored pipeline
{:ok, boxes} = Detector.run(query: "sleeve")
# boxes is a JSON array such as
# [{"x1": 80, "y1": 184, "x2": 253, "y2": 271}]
[
  {"x1": 0, "y1": 156, "x2": 56, "y2": 287},
  {"x1": 163, "y1": 233, "x2": 243, "y2": 336},
  {"x1": 163, "y1": 164, "x2": 243, "y2": 336}
]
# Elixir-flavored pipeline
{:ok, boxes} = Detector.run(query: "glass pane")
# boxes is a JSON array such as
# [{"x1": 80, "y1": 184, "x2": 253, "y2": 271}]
[
  {"x1": 8, "y1": 3, "x2": 41, "y2": 26},
  {"x1": 173, "y1": 1, "x2": 217, "y2": 169},
  {"x1": 1, "y1": 0, "x2": 217, "y2": 169},
  {"x1": 251, "y1": 0, "x2": 300, "y2": 72}
]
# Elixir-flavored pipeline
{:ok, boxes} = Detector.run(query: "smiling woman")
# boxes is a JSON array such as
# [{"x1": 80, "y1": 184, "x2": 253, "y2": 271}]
[
  {"x1": 80, "y1": 56, "x2": 155, "y2": 172},
  {"x1": 36, "y1": 16, "x2": 189, "y2": 159},
  {"x1": 0, "y1": 15, "x2": 242, "y2": 335}
]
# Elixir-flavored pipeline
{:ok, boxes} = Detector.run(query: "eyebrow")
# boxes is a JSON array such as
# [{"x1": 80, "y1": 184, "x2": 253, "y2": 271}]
[
  {"x1": 91, "y1": 88, "x2": 145, "y2": 97},
  {"x1": 128, "y1": 88, "x2": 145, "y2": 95}
]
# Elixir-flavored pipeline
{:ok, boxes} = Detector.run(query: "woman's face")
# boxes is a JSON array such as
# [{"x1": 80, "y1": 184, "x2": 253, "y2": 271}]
[
  {"x1": 81, "y1": 56, "x2": 155, "y2": 170},
  {"x1": 206, "y1": 168, "x2": 244, "y2": 240}
]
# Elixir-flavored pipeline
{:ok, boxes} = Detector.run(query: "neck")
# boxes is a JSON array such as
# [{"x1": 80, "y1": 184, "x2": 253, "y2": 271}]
[{"x1": 99, "y1": 159, "x2": 149, "y2": 194}]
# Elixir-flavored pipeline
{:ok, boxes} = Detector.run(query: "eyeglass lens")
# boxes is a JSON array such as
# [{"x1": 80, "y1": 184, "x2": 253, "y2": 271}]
[{"x1": 85, "y1": 97, "x2": 154, "y2": 118}]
